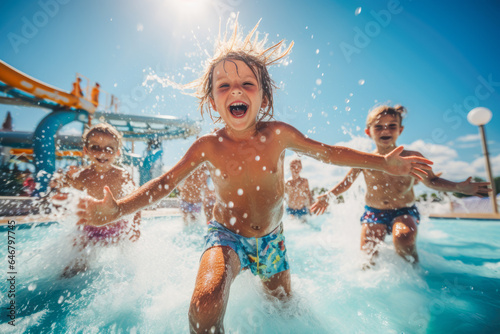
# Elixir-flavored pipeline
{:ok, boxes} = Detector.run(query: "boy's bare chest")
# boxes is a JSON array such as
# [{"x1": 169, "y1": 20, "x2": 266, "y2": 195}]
[
  {"x1": 208, "y1": 144, "x2": 284, "y2": 193},
  {"x1": 363, "y1": 169, "x2": 414, "y2": 194},
  {"x1": 75, "y1": 171, "x2": 124, "y2": 198}
]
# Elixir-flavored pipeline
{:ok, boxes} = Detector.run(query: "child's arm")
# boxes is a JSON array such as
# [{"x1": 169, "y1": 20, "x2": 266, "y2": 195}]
[
  {"x1": 77, "y1": 138, "x2": 209, "y2": 226},
  {"x1": 278, "y1": 122, "x2": 432, "y2": 178},
  {"x1": 411, "y1": 152, "x2": 491, "y2": 196},
  {"x1": 310, "y1": 168, "x2": 361, "y2": 215},
  {"x1": 49, "y1": 166, "x2": 80, "y2": 200}
]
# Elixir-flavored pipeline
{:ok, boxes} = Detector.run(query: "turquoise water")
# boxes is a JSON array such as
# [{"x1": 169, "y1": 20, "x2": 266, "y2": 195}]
[{"x1": 1, "y1": 204, "x2": 499, "y2": 333}]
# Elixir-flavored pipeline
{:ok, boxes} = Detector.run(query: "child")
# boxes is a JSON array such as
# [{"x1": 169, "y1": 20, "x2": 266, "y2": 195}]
[
  {"x1": 177, "y1": 165, "x2": 209, "y2": 225},
  {"x1": 76, "y1": 21, "x2": 432, "y2": 332},
  {"x1": 311, "y1": 105, "x2": 490, "y2": 266},
  {"x1": 52, "y1": 123, "x2": 141, "y2": 277},
  {"x1": 285, "y1": 158, "x2": 314, "y2": 222},
  {"x1": 70, "y1": 77, "x2": 84, "y2": 97}
]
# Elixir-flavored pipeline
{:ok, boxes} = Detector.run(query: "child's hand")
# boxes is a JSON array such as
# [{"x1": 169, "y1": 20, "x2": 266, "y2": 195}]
[
  {"x1": 457, "y1": 177, "x2": 491, "y2": 197},
  {"x1": 310, "y1": 194, "x2": 329, "y2": 215},
  {"x1": 384, "y1": 146, "x2": 433, "y2": 180},
  {"x1": 76, "y1": 186, "x2": 120, "y2": 226}
]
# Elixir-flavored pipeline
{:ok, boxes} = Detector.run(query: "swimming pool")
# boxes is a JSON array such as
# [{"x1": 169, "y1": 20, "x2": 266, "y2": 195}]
[{"x1": 1, "y1": 202, "x2": 499, "y2": 333}]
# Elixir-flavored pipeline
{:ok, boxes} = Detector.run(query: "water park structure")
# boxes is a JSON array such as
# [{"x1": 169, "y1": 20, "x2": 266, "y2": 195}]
[{"x1": 0, "y1": 59, "x2": 200, "y2": 196}]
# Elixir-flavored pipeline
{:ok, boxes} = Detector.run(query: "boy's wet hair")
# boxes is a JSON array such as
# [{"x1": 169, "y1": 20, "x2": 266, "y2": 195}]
[
  {"x1": 188, "y1": 16, "x2": 293, "y2": 123},
  {"x1": 366, "y1": 105, "x2": 407, "y2": 127},
  {"x1": 82, "y1": 123, "x2": 123, "y2": 148}
]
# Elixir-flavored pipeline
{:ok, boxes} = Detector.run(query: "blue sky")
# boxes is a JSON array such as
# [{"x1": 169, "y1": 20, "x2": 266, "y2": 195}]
[{"x1": 1, "y1": 0, "x2": 499, "y2": 189}]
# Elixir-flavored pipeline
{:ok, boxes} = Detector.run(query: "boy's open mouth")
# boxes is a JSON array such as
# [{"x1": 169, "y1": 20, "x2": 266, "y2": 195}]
[
  {"x1": 380, "y1": 136, "x2": 392, "y2": 140},
  {"x1": 96, "y1": 158, "x2": 108, "y2": 163},
  {"x1": 229, "y1": 102, "x2": 248, "y2": 118}
]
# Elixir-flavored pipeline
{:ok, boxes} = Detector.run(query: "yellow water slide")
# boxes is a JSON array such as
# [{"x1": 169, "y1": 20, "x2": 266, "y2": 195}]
[{"x1": 0, "y1": 60, "x2": 96, "y2": 113}]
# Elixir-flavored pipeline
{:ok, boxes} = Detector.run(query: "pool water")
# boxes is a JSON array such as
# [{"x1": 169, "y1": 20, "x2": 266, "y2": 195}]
[{"x1": 1, "y1": 200, "x2": 499, "y2": 333}]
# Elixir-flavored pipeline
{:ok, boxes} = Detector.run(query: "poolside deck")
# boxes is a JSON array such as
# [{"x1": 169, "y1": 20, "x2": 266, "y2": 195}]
[{"x1": 429, "y1": 212, "x2": 500, "y2": 220}]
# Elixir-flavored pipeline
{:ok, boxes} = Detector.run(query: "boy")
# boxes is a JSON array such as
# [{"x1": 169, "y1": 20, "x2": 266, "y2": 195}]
[
  {"x1": 311, "y1": 105, "x2": 490, "y2": 266},
  {"x1": 285, "y1": 158, "x2": 314, "y2": 222},
  {"x1": 51, "y1": 123, "x2": 141, "y2": 277},
  {"x1": 77, "y1": 22, "x2": 432, "y2": 332}
]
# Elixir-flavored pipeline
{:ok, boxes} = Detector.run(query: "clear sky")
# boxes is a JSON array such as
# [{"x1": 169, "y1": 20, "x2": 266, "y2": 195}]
[{"x1": 1, "y1": 0, "x2": 499, "y2": 190}]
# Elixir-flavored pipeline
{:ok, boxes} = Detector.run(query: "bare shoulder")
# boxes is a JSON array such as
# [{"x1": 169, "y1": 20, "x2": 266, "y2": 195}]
[
  {"x1": 265, "y1": 121, "x2": 297, "y2": 134},
  {"x1": 261, "y1": 121, "x2": 303, "y2": 145}
]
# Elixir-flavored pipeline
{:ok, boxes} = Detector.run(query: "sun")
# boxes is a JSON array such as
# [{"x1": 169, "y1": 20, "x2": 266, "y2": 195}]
[{"x1": 169, "y1": 0, "x2": 210, "y2": 17}]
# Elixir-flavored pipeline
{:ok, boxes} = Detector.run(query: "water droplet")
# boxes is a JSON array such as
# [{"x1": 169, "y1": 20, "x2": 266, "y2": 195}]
[
  {"x1": 315, "y1": 79, "x2": 322, "y2": 85},
  {"x1": 276, "y1": 129, "x2": 281, "y2": 135},
  {"x1": 218, "y1": 137, "x2": 223, "y2": 142},
  {"x1": 228, "y1": 201, "x2": 234, "y2": 208},
  {"x1": 243, "y1": 213, "x2": 248, "y2": 218},
  {"x1": 28, "y1": 283, "x2": 37, "y2": 291},
  {"x1": 262, "y1": 166, "x2": 266, "y2": 171},
  {"x1": 215, "y1": 169, "x2": 221, "y2": 176},
  {"x1": 256, "y1": 186, "x2": 260, "y2": 191},
  {"x1": 345, "y1": 106, "x2": 351, "y2": 111},
  {"x1": 255, "y1": 155, "x2": 260, "y2": 161},
  {"x1": 260, "y1": 136, "x2": 266, "y2": 142},
  {"x1": 58, "y1": 296, "x2": 64, "y2": 304},
  {"x1": 201, "y1": 152, "x2": 205, "y2": 157},
  {"x1": 229, "y1": 217, "x2": 237, "y2": 225},
  {"x1": 316, "y1": 49, "x2": 320, "y2": 54},
  {"x1": 355, "y1": 7, "x2": 362, "y2": 15},
  {"x1": 237, "y1": 189, "x2": 243, "y2": 196},
  {"x1": 358, "y1": 79, "x2": 365, "y2": 85},
  {"x1": 373, "y1": 186, "x2": 378, "y2": 190}
]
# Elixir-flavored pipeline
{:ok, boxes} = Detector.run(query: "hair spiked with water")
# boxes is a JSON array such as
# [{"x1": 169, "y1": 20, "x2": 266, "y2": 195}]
[
  {"x1": 83, "y1": 122, "x2": 123, "y2": 147},
  {"x1": 366, "y1": 104, "x2": 407, "y2": 127},
  {"x1": 185, "y1": 15, "x2": 294, "y2": 123}
]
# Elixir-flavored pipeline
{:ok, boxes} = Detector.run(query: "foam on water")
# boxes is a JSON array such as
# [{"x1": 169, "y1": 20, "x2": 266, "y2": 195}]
[{"x1": 1, "y1": 193, "x2": 499, "y2": 333}]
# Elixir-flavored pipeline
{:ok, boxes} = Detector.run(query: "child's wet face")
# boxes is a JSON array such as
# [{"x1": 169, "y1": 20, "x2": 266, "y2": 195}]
[
  {"x1": 210, "y1": 59, "x2": 266, "y2": 132},
  {"x1": 366, "y1": 114, "x2": 403, "y2": 147},
  {"x1": 84, "y1": 132, "x2": 120, "y2": 169}
]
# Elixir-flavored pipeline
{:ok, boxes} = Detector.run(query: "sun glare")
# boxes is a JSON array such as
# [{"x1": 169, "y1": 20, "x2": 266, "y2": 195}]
[{"x1": 169, "y1": 0, "x2": 210, "y2": 18}]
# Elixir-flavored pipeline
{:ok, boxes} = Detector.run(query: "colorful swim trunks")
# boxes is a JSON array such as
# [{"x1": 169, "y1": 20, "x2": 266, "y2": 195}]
[
  {"x1": 360, "y1": 205, "x2": 420, "y2": 233},
  {"x1": 180, "y1": 200, "x2": 202, "y2": 213},
  {"x1": 286, "y1": 206, "x2": 309, "y2": 218},
  {"x1": 203, "y1": 221, "x2": 290, "y2": 280},
  {"x1": 83, "y1": 219, "x2": 128, "y2": 243}
]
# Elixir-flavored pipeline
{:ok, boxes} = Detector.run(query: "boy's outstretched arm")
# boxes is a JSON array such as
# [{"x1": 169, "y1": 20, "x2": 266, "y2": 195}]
[
  {"x1": 279, "y1": 122, "x2": 433, "y2": 178},
  {"x1": 77, "y1": 138, "x2": 209, "y2": 226},
  {"x1": 411, "y1": 152, "x2": 491, "y2": 196},
  {"x1": 310, "y1": 168, "x2": 361, "y2": 215}
]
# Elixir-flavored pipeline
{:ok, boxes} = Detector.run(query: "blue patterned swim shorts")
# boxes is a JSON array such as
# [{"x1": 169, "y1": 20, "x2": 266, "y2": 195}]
[
  {"x1": 360, "y1": 205, "x2": 420, "y2": 233},
  {"x1": 203, "y1": 221, "x2": 290, "y2": 280}
]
